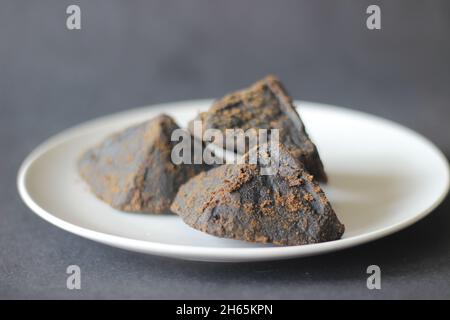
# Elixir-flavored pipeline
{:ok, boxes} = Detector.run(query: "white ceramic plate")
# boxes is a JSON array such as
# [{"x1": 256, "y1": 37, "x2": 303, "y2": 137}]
[{"x1": 17, "y1": 100, "x2": 449, "y2": 262}]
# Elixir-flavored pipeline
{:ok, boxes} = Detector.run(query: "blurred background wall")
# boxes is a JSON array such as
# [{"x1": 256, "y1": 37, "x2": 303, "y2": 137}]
[{"x1": 1, "y1": 0, "x2": 449, "y2": 157}]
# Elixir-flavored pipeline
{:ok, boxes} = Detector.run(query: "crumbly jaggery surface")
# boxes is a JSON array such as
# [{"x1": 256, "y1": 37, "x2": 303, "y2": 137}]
[
  {"x1": 78, "y1": 114, "x2": 204, "y2": 214},
  {"x1": 171, "y1": 144, "x2": 344, "y2": 245},
  {"x1": 188, "y1": 75, "x2": 327, "y2": 182}
]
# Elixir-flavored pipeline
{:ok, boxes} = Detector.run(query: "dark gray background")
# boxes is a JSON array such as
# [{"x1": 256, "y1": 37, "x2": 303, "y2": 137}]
[{"x1": 1, "y1": 0, "x2": 449, "y2": 299}]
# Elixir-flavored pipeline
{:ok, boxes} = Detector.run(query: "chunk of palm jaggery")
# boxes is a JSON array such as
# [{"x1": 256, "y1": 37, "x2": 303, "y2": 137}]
[
  {"x1": 78, "y1": 114, "x2": 204, "y2": 214},
  {"x1": 171, "y1": 143, "x2": 344, "y2": 245},
  {"x1": 188, "y1": 75, "x2": 327, "y2": 182}
]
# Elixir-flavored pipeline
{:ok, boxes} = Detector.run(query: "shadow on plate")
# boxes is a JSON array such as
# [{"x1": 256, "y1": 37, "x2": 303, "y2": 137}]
[{"x1": 325, "y1": 171, "x2": 410, "y2": 236}]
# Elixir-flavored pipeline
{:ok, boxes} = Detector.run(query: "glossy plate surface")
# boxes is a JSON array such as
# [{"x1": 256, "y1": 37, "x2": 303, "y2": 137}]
[{"x1": 17, "y1": 100, "x2": 449, "y2": 262}]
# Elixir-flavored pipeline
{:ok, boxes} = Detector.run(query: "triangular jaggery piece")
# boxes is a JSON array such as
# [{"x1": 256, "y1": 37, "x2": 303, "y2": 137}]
[
  {"x1": 78, "y1": 114, "x2": 204, "y2": 214},
  {"x1": 188, "y1": 75, "x2": 327, "y2": 182},
  {"x1": 171, "y1": 143, "x2": 344, "y2": 245}
]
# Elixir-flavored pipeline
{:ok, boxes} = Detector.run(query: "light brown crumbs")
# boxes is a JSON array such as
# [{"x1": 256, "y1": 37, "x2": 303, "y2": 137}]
[
  {"x1": 286, "y1": 193, "x2": 302, "y2": 212},
  {"x1": 288, "y1": 176, "x2": 304, "y2": 187}
]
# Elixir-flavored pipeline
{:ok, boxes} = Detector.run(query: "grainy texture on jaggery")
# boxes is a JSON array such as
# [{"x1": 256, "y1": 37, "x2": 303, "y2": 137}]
[
  {"x1": 188, "y1": 75, "x2": 327, "y2": 182},
  {"x1": 171, "y1": 144, "x2": 344, "y2": 245},
  {"x1": 78, "y1": 114, "x2": 204, "y2": 214}
]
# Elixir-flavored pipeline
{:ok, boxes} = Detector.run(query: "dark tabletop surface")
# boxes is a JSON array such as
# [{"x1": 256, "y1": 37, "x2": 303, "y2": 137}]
[{"x1": 1, "y1": 0, "x2": 450, "y2": 299}]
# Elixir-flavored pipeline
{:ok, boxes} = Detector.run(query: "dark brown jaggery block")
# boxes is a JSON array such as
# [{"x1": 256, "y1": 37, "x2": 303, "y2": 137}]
[
  {"x1": 78, "y1": 114, "x2": 204, "y2": 214},
  {"x1": 171, "y1": 143, "x2": 344, "y2": 245},
  {"x1": 188, "y1": 75, "x2": 327, "y2": 182}
]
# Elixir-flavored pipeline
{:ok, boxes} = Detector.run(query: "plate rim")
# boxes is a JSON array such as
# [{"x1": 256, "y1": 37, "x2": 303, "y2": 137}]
[{"x1": 17, "y1": 100, "x2": 450, "y2": 262}]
